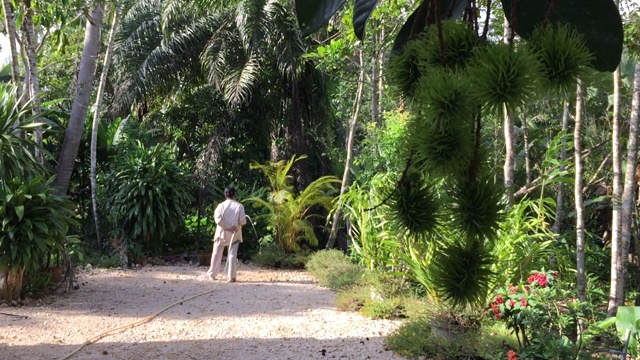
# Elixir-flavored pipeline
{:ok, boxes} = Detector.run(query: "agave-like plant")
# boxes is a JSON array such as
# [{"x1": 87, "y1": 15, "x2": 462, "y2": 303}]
[{"x1": 247, "y1": 155, "x2": 340, "y2": 253}]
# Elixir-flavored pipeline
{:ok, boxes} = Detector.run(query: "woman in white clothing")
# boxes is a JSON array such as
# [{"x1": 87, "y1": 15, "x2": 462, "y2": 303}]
[{"x1": 207, "y1": 186, "x2": 246, "y2": 282}]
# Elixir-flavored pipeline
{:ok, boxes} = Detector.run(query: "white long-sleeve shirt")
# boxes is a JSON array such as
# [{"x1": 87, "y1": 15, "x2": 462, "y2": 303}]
[{"x1": 213, "y1": 199, "x2": 247, "y2": 246}]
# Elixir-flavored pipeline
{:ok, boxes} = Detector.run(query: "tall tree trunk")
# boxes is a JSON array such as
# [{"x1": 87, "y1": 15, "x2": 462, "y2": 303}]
[
  {"x1": 1, "y1": 0, "x2": 22, "y2": 100},
  {"x1": 326, "y1": 46, "x2": 365, "y2": 249},
  {"x1": 90, "y1": 6, "x2": 120, "y2": 249},
  {"x1": 55, "y1": 3, "x2": 105, "y2": 195},
  {"x1": 522, "y1": 116, "x2": 532, "y2": 186},
  {"x1": 574, "y1": 79, "x2": 587, "y2": 328},
  {"x1": 503, "y1": 17, "x2": 515, "y2": 207},
  {"x1": 22, "y1": 3, "x2": 42, "y2": 162},
  {"x1": 618, "y1": 62, "x2": 640, "y2": 313},
  {"x1": 607, "y1": 58, "x2": 624, "y2": 317},
  {"x1": 503, "y1": 105, "x2": 516, "y2": 207},
  {"x1": 553, "y1": 101, "x2": 570, "y2": 233}
]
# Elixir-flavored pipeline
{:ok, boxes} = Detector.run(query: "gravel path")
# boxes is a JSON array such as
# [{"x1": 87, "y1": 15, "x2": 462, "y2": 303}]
[{"x1": 0, "y1": 263, "x2": 404, "y2": 360}]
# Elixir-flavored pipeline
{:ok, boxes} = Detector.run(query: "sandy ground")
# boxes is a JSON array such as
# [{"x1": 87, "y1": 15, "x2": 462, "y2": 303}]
[{"x1": 0, "y1": 262, "x2": 404, "y2": 360}]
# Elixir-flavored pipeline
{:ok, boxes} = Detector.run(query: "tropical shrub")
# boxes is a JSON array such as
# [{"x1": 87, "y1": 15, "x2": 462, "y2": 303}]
[
  {"x1": 247, "y1": 154, "x2": 340, "y2": 252},
  {"x1": 490, "y1": 270, "x2": 590, "y2": 359},
  {"x1": 0, "y1": 176, "x2": 78, "y2": 300},
  {"x1": 0, "y1": 84, "x2": 46, "y2": 188},
  {"x1": 102, "y1": 141, "x2": 194, "y2": 258}
]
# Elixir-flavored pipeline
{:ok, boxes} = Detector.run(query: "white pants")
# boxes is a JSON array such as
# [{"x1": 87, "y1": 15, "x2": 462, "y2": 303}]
[{"x1": 207, "y1": 241, "x2": 239, "y2": 279}]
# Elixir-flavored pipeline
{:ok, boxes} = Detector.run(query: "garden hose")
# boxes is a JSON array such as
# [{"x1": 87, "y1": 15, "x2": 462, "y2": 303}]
[{"x1": 57, "y1": 285, "x2": 218, "y2": 360}]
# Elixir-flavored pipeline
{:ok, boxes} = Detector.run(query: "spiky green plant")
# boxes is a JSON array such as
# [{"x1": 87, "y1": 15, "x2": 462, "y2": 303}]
[
  {"x1": 469, "y1": 43, "x2": 541, "y2": 113},
  {"x1": 388, "y1": 171, "x2": 441, "y2": 239},
  {"x1": 449, "y1": 177, "x2": 505, "y2": 241},
  {"x1": 388, "y1": 39, "x2": 424, "y2": 101},
  {"x1": 418, "y1": 20, "x2": 478, "y2": 71},
  {"x1": 412, "y1": 70, "x2": 476, "y2": 131},
  {"x1": 527, "y1": 23, "x2": 593, "y2": 96},
  {"x1": 431, "y1": 239, "x2": 494, "y2": 308},
  {"x1": 412, "y1": 122, "x2": 474, "y2": 177}
]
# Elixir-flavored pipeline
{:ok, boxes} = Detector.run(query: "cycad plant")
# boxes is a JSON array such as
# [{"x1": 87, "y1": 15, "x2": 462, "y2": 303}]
[{"x1": 247, "y1": 155, "x2": 340, "y2": 253}]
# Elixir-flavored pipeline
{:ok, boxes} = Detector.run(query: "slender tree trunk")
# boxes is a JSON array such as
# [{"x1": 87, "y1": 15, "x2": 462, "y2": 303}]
[
  {"x1": 55, "y1": 3, "x2": 105, "y2": 195},
  {"x1": 1, "y1": 0, "x2": 22, "y2": 100},
  {"x1": 377, "y1": 27, "x2": 385, "y2": 128},
  {"x1": 371, "y1": 25, "x2": 379, "y2": 126},
  {"x1": 503, "y1": 17, "x2": 515, "y2": 207},
  {"x1": 574, "y1": 80, "x2": 587, "y2": 327},
  {"x1": 22, "y1": 3, "x2": 42, "y2": 162},
  {"x1": 522, "y1": 116, "x2": 532, "y2": 186},
  {"x1": 90, "y1": 6, "x2": 120, "y2": 249},
  {"x1": 326, "y1": 46, "x2": 365, "y2": 249},
  {"x1": 607, "y1": 61, "x2": 624, "y2": 317},
  {"x1": 553, "y1": 102, "x2": 570, "y2": 233},
  {"x1": 503, "y1": 105, "x2": 516, "y2": 207},
  {"x1": 618, "y1": 62, "x2": 640, "y2": 313}
]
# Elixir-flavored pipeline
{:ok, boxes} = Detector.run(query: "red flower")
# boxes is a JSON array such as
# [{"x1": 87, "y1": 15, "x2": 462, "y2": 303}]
[
  {"x1": 521, "y1": 297, "x2": 527, "y2": 307},
  {"x1": 527, "y1": 274, "x2": 536, "y2": 284},
  {"x1": 495, "y1": 294, "x2": 505, "y2": 304},
  {"x1": 552, "y1": 271, "x2": 559, "y2": 278},
  {"x1": 537, "y1": 276, "x2": 547, "y2": 287},
  {"x1": 524, "y1": 285, "x2": 530, "y2": 294},
  {"x1": 508, "y1": 285, "x2": 518, "y2": 294},
  {"x1": 508, "y1": 299, "x2": 516, "y2": 308},
  {"x1": 491, "y1": 303, "x2": 501, "y2": 320},
  {"x1": 508, "y1": 350, "x2": 519, "y2": 360}
]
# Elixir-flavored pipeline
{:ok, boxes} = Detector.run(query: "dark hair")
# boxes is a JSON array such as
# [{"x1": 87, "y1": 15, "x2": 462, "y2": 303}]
[{"x1": 224, "y1": 186, "x2": 236, "y2": 198}]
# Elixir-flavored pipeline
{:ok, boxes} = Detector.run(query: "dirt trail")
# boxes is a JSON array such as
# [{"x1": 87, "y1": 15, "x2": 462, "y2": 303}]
[{"x1": 0, "y1": 263, "x2": 403, "y2": 360}]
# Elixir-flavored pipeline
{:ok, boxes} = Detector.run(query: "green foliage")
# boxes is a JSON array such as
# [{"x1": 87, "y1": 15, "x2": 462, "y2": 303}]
[
  {"x1": 501, "y1": 0, "x2": 623, "y2": 72},
  {"x1": 251, "y1": 242, "x2": 310, "y2": 269},
  {"x1": 0, "y1": 176, "x2": 78, "y2": 271},
  {"x1": 385, "y1": 316, "x2": 512, "y2": 359},
  {"x1": 102, "y1": 140, "x2": 194, "y2": 255},
  {"x1": 0, "y1": 85, "x2": 46, "y2": 186},
  {"x1": 469, "y1": 43, "x2": 541, "y2": 114},
  {"x1": 528, "y1": 23, "x2": 593, "y2": 96},
  {"x1": 248, "y1": 155, "x2": 340, "y2": 252},
  {"x1": 449, "y1": 177, "x2": 505, "y2": 241},
  {"x1": 490, "y1": 270, "x2": 591, "y2": 359},
  {"x1": 306, "y1": 249, "x2": 363, "y2": 289},
  {"x1": 597, "y1": 306, "x2": 640, "y2": 358},
  {"x1": 490, "y1": 198, "x2": 556, "y2": 288},
  {"x1": 389, "y1": 172, "x2": 441, "y2": 238},
  {"x1": 430, "y1": 239, "x2": 494, "y2": 308},
  {"x1": 388, "y1": 39, "x2": 423, "y2": 100},
  {"x1": 417, "y1": 20, "x2": 478, "y2": 71}
]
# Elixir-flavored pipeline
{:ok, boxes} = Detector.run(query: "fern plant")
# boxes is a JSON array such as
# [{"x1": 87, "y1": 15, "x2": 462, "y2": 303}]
[{"x1": 247, "y1": 155, "x2": 340, "y2": 253}]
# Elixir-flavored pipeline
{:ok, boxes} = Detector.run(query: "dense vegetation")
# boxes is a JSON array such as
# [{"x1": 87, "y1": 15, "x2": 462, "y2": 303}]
[{"x1": 1, "y1": 0, "x2": 640, "y2": 358}]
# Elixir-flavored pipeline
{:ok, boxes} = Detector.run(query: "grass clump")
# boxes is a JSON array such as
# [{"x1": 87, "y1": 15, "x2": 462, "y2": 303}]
[
  {"x1": 251, "y1": 242, "x2": 309, "y2": 269},
  {"x1": 385, "y1": 317, "x2": 515, "y2": 359},
  {"x1": 306, "y1": 249, "x2": 363, "y2": 290}
]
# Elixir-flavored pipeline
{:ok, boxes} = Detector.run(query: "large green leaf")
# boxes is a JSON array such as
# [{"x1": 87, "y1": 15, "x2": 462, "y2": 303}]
[
  {"x1": 502, "y1": 0, "x2": 623, "y2": 72},
  {"x1": 353, "y1": 0, "x2": 380, "y2": 40},
  {"x1": 391, "y1": 0, "x2": 471, "y2": 55},
  {"x1": 295, "y1": 0, "x2": 347, "y2": 35},
  {"x1": 615, "y1": 306, "x2": 640, "y2": 356}
]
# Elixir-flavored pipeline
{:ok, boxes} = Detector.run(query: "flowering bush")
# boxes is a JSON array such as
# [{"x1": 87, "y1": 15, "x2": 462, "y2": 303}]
[{"x1": 490, "y1": 270, "x2": 583, "y2": 359}]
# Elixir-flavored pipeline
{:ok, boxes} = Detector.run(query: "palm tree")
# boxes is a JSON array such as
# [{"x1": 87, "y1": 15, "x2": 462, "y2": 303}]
[{"x1": 111, "y1": 0, "x2": 333, "y2": 187}]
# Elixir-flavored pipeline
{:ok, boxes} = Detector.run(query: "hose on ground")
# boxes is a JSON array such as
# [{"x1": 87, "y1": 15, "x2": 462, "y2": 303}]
[{"x1": 57, "y1": 286, "x2": 217, "y2": 360}]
